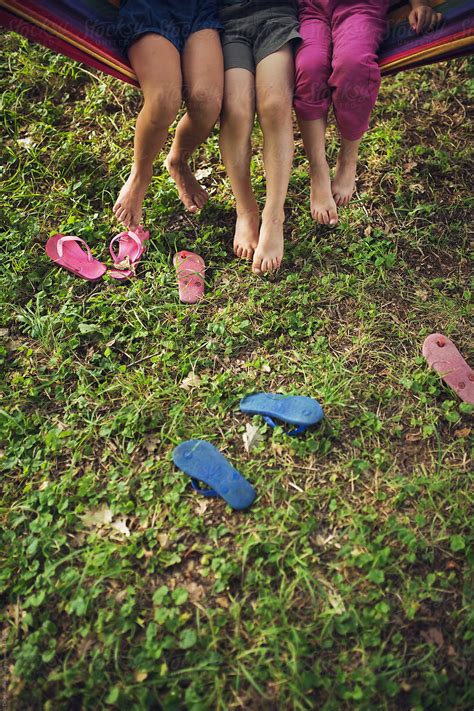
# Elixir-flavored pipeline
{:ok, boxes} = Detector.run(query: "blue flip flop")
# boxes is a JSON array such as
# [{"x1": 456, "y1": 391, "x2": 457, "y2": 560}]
[
  {"x1": 173, "y1": 440, "x2": 256, "y2": 510},
  {"x1": 240, "y1": 393, "x2": 324, "y2": 436}
]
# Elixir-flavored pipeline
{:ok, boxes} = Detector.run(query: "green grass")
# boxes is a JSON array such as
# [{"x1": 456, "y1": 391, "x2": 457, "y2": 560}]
[{"x1": 1, "y1": 34, "x2": 473, "y2": 711}]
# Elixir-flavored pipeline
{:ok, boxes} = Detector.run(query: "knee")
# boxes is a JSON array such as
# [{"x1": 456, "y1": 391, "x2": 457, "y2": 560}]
[
  {"x1": 144, "y1": 91, "x2": 181, "y2": 128},
  {"x1": 333, "y1": 55, "x2": 381, "y2": 105},
  {"x1": 186, "y1": 88, "x2": 223, "y2": 124},
  {"x1": 334, "y1": 54, "x2": 380, "y2": 86},
  {"x1": 296, "y1": 49, "x2": 329, "y2": 82},
  {"x1": 221, "y1": 100, "x2": 254, "y2": 134},
  {"x1": 257, "y1": 93, "x2": 292, "y2": 125}
]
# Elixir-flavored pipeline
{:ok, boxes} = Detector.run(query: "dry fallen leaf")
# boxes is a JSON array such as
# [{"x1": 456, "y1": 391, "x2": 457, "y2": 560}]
[
  {"x1": 180, "y1": 372, "x2": 202, "y2": 390},
  {"x1": 216, "y1": 596, "x2": 230, "y2": 609},
  {"x1": 79, "y1": 505, "x2": 113, "y2": 528},
  {"x1": 115, "y1": 589, "x2": 129, "y2": 604},
  {"x1": 79, "y1": 505, "x2": 132, "y2": 539},
  {"x1": 0, "y1": 328, "x2": 9, "y2": 338},
  {"x1": 18, "y1": 136, "x2": 34, "y2": 148},
  {"x1": 243, "y1": 423, "x2": 262, "y2": 453},
  {"x1": 157, "y1": 533, "x2": 170, "y2": 549},
  {"x1": 195, "y1": 167, "x2": 212, "y2": 181},
  {"x1": 144, "y1": 435, "x2": 161, "y2": 454},
  {"x1": 185, "y1": 582, "x2": 205, "y2": 602},
  {"x1": 455, "y1": 427, "x2": 471, "y2": 438},
  {"x1": 110, "y1": 518, "x2": 131, "y2": 538},
  {"x1": 134, "y1": 671, "x2": 148, "y2": 683},
  {"x1": 405, "y1": 432, "x2": 422, "y2": 442},
  {"x1": 415, "y1": 288, "x2": 429, "y2": 302},
  {"x1": 113, "y1": 255, "x2": 134, "y2": 273},
  {"x1": 421, "y1": 627, "x2": 444, "y2": 648},
  {"x1": 327, "y1": 591, "x2": 346, "y2": 614},
  {"x1": 194, "y1": 500, "x2": 208, "y2": 516}
]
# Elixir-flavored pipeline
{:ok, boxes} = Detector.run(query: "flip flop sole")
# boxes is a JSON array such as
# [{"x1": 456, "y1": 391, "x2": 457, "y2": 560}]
[
  {"x1": 46, "y1": 235, "x2": 106, "y2": 281},
  {"x1": 173, "y1": 440, "x2": 256, "y2": 510},
  {"x1": 240, "y1": 393, "x2": 324, "y2": 427},
  {"x1": 422, "y1": 333, "x2": 474, "y2": 404},
  {"x1": 174, "y1": 251, "x2": 205, "y2": 304}
]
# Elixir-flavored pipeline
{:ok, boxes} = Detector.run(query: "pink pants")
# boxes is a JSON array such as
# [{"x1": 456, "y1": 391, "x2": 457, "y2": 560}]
[{"x1": 294, "y1": 0, "x2": 389, "y2": 141}]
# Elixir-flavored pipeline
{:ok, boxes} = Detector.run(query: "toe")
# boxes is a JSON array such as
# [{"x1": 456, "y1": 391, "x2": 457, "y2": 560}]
[
  {"x1": 182, "y1": 193, "x2": 198, "y2": 212},
  {"x1": 194, "y1": 193, "x2": 206, "y2": 209},
  {"x1": 116, "y1": 207, "x2": 126, "y2": 223}
]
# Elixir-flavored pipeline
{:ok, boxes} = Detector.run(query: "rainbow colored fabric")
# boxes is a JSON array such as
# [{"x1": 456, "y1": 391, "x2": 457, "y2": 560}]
[{"x1": 0, "y1": 0, "x2": 472, "y2": 86}]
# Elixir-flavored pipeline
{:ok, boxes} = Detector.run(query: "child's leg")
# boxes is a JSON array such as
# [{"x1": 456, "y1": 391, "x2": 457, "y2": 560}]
[
  {"x1": 253, "y1": 45, "x2": 295, "y2": 274},
  {"x1": 294, "y1": 5, "x2": 337, "y2": 225},
  {"x1": 330, "y1": 1, "x2": 388, "y2": 206},
  {"x1": 166, "y1": 29, "x2": 224, "y2": 213},
  {"x1": 219, "y1": 68, "x2": 259, "y2": 260},
  {"x1": 114, "y1": 34, "x2": 182, "y2": 229}
]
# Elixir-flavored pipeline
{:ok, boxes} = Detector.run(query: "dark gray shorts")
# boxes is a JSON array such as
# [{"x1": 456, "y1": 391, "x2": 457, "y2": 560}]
[{"x1": 218, "y1": 1, "x2": 301, "y2": 74}]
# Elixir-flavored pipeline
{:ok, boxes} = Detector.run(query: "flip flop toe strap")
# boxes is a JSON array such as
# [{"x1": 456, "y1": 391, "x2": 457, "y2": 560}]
[
  {"x1": 109, "y1": 231, "x2": 143, "y2": 265},
  {"x1": 191, "y1": 479, "x2": 218, "y2": 497},
  {"x1": 57, "y1": 235, "x2": 93, "y2": 262},
  {"x1": 263, "y1": 415, "x2": 308, "y2": 437}
]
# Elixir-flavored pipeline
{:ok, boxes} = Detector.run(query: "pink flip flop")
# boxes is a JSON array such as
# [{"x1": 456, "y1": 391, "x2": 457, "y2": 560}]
[
  {"x1": 422, "y1": 333, "x2": 474, "y2": 404},
  {"x1": 108, "y1": 226, "x2": 150, "y2": 280},
  {"x1": 45, "y1": 234, "x2": 107, "y2": 281},
  {"x1": 173, "y1": 250, "x2": 205, "y2": 304}
]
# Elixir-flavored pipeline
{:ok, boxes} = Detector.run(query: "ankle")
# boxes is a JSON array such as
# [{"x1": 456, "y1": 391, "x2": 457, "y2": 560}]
[
  {"x1": 309, "y1": 157, "x2": 329, "y2": 173},
  {"x1": 166, "y1": 152, "x2": 188, "y2": 168},
  {"x1": 262, "y1": 208, "x2": 285, "y2": 224},
  {"x1": 130, "y1": 165, "x2": 153, "y2": 182},
  {"x1": 337, "y1": 146, "x2": 359, "y2": 166},
  {"x1": 236, "y1": 203, "x2": 259, "y2": 219}
]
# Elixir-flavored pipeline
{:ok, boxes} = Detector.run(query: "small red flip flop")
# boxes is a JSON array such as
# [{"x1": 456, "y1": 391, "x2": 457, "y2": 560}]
[
  {"x1": 173, "y1": 251, "x2": 205, "y2": 304},
  {"x1": 45, "y1": 234, "x2": 107, "y2": 281},
  {"x1": 422, "y1": 333, "x2": 474, "y2": 404},
  {"x1": 108, "y1": 226, "x2": 150, "y2": 280}
]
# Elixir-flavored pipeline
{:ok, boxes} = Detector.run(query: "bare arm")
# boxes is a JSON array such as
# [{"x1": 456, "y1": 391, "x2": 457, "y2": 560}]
[{"x1": 408, "y1": 0, "x2": 442, "y2": 34}]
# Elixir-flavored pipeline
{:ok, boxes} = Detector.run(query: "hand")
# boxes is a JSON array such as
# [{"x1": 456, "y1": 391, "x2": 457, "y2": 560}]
[{"x1": 409, "y1": 5, "x2": 442, "y2": 34}]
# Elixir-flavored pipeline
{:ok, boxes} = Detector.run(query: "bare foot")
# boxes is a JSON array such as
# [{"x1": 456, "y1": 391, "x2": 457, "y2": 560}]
[
  {"x1": 252, "y1": 211, "x2": 284, "y2": 275},
  {"x1": 165, "y1": 154, "x2": 208, "y2": 213},
  {"x1": 234, "y1": 210, "x2": 260, "y2": 260},
  {"x1": 332, "y1": 153, "x2": 357, "y2": 207},
  {"x1": 113, "y1": 169, "x2": 152, "y2": 230},
  {"x1": 309, "y1": 161, "x2": 338, "y2": 225}
]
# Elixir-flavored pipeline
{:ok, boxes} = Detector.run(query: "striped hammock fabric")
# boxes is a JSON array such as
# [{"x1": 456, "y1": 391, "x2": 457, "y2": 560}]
[{"x1": 0, "y1": 0, "x2": 472, "y2": 86}]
